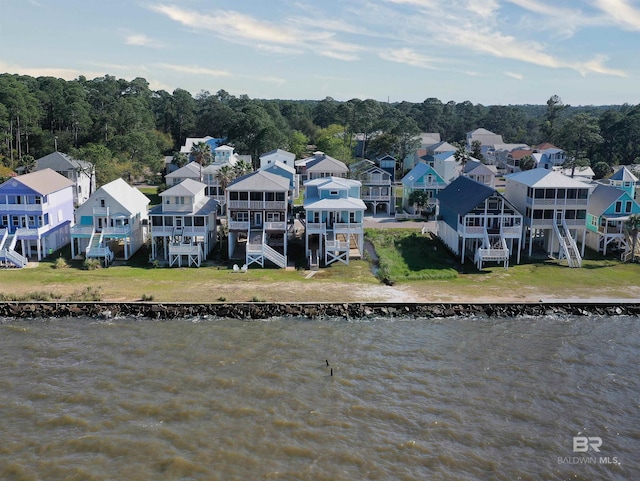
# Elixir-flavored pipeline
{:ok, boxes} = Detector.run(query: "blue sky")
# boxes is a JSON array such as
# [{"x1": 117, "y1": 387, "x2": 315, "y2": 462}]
[{"x1": 2, "y1": 0, "x2": 639, "y2": 105}]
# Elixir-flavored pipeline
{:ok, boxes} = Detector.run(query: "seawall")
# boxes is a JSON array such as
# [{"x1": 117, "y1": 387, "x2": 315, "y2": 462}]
[{"x1": 0, "y1": 301, "x2": 639, "y2": 319}]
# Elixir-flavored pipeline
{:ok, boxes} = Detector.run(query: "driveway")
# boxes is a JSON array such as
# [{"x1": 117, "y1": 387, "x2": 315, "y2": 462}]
[{"x1": 363, "y1": 212, "x2": 436, "y2": 231}]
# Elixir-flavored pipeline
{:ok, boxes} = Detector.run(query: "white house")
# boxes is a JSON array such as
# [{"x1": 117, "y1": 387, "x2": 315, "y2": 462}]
[
  {"x1": 304, "y1": 177, "x2": 366, "y2": 267},
  {"x1": 504, "y1": 169, "x2": 590, "y2": 267},
  {"x1": 226, "y1": 170, "x2": 290, "y2": 268},
  {"x1": 149, "y1": 179, "x2": 217, "y2": 267},
  {"x1": 296, "y1": 152, "x2": 348, "y2": 182},
  {"x1": 35, "y1": 151, "x2": 95, "y2": 206},
  {"x1": 350, "y1": 159, "x2": 394, "y2": 214},
  {"x1": 259, "y1": 149, "x2": 296, "y2": 169},
  {"x1": 71, "y1": 178, "x2": 150, "y2": 262},
  {"x1": 165, "y1": 162, "x2": 202, "y2": 186}
]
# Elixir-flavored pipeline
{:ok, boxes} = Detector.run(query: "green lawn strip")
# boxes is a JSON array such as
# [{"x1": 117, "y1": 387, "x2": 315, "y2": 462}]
[{"x1": 365, "y1": 229, "x2": 458, "y2": 282}]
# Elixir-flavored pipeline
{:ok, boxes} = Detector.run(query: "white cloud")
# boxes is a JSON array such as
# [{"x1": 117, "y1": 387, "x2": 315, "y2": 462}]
[
  {"x1": 593, "y1": 0, "x2": 640, "y2": 30},
  {"x1": 155, "y1": 63, "x2": 233, "y2": 78},
  {"x1": 379, "y1": 48, "x2": 440, "y2": 69},
  {"x1": 125, "y1": 33, "x2": 163, "y2": 48},
  {"x1": 504, "y1": 71, "x2": 524, "y2": 80}
]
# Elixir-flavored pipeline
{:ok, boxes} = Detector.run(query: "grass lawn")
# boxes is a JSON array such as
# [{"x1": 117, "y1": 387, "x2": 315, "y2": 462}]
[
  {"x1": 137, "y1": 186, "x2": 161, "y2": 206},
  {"x1": 0, "y1": 230, "x2": 638, "y2": 303}
]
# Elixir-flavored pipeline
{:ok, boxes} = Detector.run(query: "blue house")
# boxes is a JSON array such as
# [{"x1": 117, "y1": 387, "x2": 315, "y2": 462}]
[
  {"x1": 586, "y1": 184, "x2": 640, "y2": 256},
  {"x1": 437, "y1": 176, "x2": 523, "y2": 269},
  {"x1": 0, "y1": 169, "x2": 74, "y2": 266},
  {"x1": 401, "y1": 162, "x2": 447, "y2": 214},
  {"x1": 304, "y1": 177, "x2": 366, "y2": 267},
  {"x1": 605, "y1": 166, "x2": 638, "y2": 199}
]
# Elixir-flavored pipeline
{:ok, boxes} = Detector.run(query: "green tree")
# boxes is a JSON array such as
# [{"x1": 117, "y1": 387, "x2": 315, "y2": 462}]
[
  {"x1": 519, "y1": 155, "x2": 536, "y2": 171},
  {"x1": 234, "y1": 158, "x2": 253, "y2": 178},
  {"x1": 287, "y1": 130, "x2": 308, "y2": 159},
  {"x1": 470, "y1": 139, "x2": 484, "y2": 161},
  {"x1": 558, "y1": 113, "x2": 603, "y2": 177},
  {"x1": 408, "y1": 190, "x2": 431, "y2": 215},
  {"x1": 453, "y1": 145, "x2": 471, "y2": 172},
  {"x1": 216, "y1": 165, "x2": 235, "y2": 191},
  {"x1": 541, "y1": 95, "x2": 568, "y2": 142},
  {"x1": 19, "y1": 154, "x2": 36, "y2": 173},
  {"x1": 172, "y1": 151, "x2": 189, "y2": 168},
  {"x1": 190, "y1": 141, "x2": 212, "y2": 166},
  {"x1": 592, "y1": 161, "x2": 613, "y2": 180}
]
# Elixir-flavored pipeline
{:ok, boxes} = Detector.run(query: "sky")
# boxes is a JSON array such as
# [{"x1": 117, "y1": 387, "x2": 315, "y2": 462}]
[{"x1": 1, "y1": 0, "x2": 640, "y2": 105}]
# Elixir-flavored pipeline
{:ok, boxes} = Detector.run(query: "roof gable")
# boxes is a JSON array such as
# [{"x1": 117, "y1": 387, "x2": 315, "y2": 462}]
[
  {"x1": 35, "y1": 151, "x2": 92, "y2": 172},
  {"x1": 161, "y1": 178, "x2": 206, "y2": 196},
  {"x1": 402, "y1": 162, "x2": 444, "y2": 187},
  {"x1": 4, "y1": 168, "x2": 74, "y2": 195},
  {"x1": 227, "y1": 170, "x2": 290, "y2": 191}
]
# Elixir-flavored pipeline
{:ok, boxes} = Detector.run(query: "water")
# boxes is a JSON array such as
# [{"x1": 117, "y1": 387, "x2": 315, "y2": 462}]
[{"x1": 0, "y1": 315, "x2": 638, "y2": 480}]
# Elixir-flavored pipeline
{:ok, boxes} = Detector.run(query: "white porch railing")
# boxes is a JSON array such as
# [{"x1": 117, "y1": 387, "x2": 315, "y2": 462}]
[
  {"x1": 71, "y1": 225, "x2": 94, "y2": 236},
  {"x1": 264, "y1": 221, "x2": 286, "y2": 231},
  {"x1": 228, "y1": 200, "x2": 287, "y2": 210},
  {"x1": 150, "y1": 225, "x2": 175, "y2": 236},
  {"x1": 15, "y1": 226, "x2": 47, "y2": 238},
  {"x1": 306, "y1": 222, "x2": 326, "y2": 233},
  {"x1": 102, "y1": 226, "x2": 131, "y2": 237},
  {"x1": 228, "y1": 220, "x2": 250, "y2": 231},
  {"x1": 526, "y1": 198, "x2": 588, "y2": 207},
  {"x1": 0, "y1": 204, "x2": 44, "y2": 212},
  {"x1": 169, "y1": 243, "x2": 202, "y2": 255},
  {"x1": 0, "y1": 248, "x2": 28, "y2": 267},
  {"x1": 334, "y1": 222, "x2": 363, "y2": 234}
]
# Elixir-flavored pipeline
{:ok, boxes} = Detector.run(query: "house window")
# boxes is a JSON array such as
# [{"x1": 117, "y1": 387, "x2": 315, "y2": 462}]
[
  {"x1": 350, "y1": 212, "x2": 357, "y2": 223},
  {"x1": 265, "y1": 192, "x2": 275, "y2": 201},
  {"x1": 236, "y1": 212, "x2": 249, "y2": 222},
  {"x1": 165, "y1": 198, "x2": 170, "y2": 204},
  {"x1": 578, "y1": 189, "x2": 588, "y2": 199},
  {"x1": 12, "y1": 216, "x2": 19, "y2": 226},
  {"x1": 44, "y1": 214, "x2": 49, "y2": 225},
  {"x1": 230, "y1": 192, "x2": 239, "y2": 201},
  {"x1": 194, "y1": 217, "x2": 205, "y2": 226},
  {"x1": 534, "y1": 189, "x2": 544, "y2": 199},
  {"x1": 266, "y1": 212, "x2": 280, "y2": 222},
  {"x1": 184, "y1": 217, "x2": 193, "y2": 227},
  {"x1": 487, "y1": 200, "x2": 499, "y2": 211},
  {"x1": 557, "y1": 189, "x2": 565, "y2": 199},
  {"x1": 250, "y1": 192, "x2": 262, "y2": 201},
  {"x1": 35, "y1": 196, "x2": 42, "y2": 204},
  {"x1": 330, "y1": 190, "x2": 338, "y2": 196},
  {"x1": 1, "y1": 215, "x2": 7, "y2": 227},
  {"x1": 625, "y1": 201, "x2": 632, "y2": 213},
  {"x1": 577, "y1": 210, "x2": 586, "y2": 219},
  {"x1": 276, "y1": 192, "x2": 285, "y2": 201},
  {"x1": 615, "y1": 201, "x2": 622, "y2": 213},
  {"x1": 28, "y1": 215, "x2": 36, "y2": 227}
]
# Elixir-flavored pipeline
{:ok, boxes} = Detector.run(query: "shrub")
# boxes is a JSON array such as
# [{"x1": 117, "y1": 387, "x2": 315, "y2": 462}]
[
  {"x1": 250, "y1": 296, "x2": 265, "y2": 302},
  {"x1": 217, "y1": 296, "x2": 226, "y2": 302},
  {"x1": 69, "y1": 286, "x2": 102, "y2": 301},
  {"x1": 54, "y1": 256, "x2": 69, "y2": 269},
  {"x1": 141, "y1": 293, "x2": 154, "y2": 301},
  {"x1": 84, "y1": 258, "x2": 101, "y2": 270}
]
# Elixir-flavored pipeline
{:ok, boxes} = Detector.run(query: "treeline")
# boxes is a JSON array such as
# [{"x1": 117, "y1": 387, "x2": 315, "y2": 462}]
[{"x1": 1, "y1": 73, "x2": 639, "y2": 186}]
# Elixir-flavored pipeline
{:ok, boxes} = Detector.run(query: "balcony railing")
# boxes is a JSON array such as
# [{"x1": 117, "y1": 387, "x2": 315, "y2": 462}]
[
  {"x1": 526, "y1": 198, "x2": 588, "y2": 207},
  {"x1": 71, "y1": 225, "x2": 94, "y2": 236},
  {"x1": 306, "y1": 222, "x2": 326, "y2": 233},
  {"x1": 362, "y1": 178, "x2": 391, "y2": 185},
  {"x1": 0, "y1": 203, "x2": 44, "y2": 212},
  {"x1": 334, "y1": 222, "x2": 363, "y2": 233},
  {"x1": 93, "y1": 206, "x2": 109, "y2": 216},
  {"x1": 102, "y1": 226, "x2": 132, "y2": 237},
  {"x1": 150, "y1": 225, "x2": 175, "y2": 236},
  {"x1": 228, "y1": 220, "x2": 250, "y2": 231},
  {"x1": 227, "y1": 200, "x2": 287, "y2": 210},
  {"x1": 169, "y1": 243, "x2": 201, "y2": 255},
  {"x1": 361, "y1": 194, "x2": 392, "y2": 201},
  {"x1": 264, "y1": 221, "x2": 286, "y2": 231},
  {"x1": 500, "y1": 226, "x2": 522, "y2": 236},
  {"x1": 458, "y1": 225, "x2": 486, "y2": 235},
  {"x1": 15, "y1": 226, "x2": 48, "y2": 237}
]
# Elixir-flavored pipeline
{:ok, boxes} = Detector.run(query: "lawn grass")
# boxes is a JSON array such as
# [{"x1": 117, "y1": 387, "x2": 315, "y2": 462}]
[
  {"x1": 137, "y1": 186, "x2": 161, "y2": 206},
  {"x1": 0, "y1": 230, "x2": 638, "y2": 303},
  {"x1": 365, "y1": 229, "x2": 458, "y2": 282}
]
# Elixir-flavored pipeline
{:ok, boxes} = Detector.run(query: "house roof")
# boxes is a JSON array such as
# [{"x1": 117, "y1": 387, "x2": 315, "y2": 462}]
[
  {"x1": 609, "y1": 166, "x2": 638, "y2": 182},
  {"x1": 260, "y1": 149, "x2": 295, "y2": 161},
  {"x1": 161, "y1": 178, "x2": 206, "y2": 196},
  {"x1": 427, "y1": 141, "x2": 457, "y2": 153},
  {"x1": 535, "y1": 142, "x2": 560, "y2": 151},
  {"x1": 402, "y1": 162, "x2": 444, "y2": 187},
  {"x1": 437, "y1": 176, "x2": 496, "y2": 215},
  {"x1": 464, "y1": 160, "x2": 496, "y2": 176},
  {"x1": 227, "y1": 170, "x2": 290, "y2": 191},
  {"x1": 98, "y1": 178, "x2": 150, "y2": 214},
  {"x1": 261, "y1": 159, "x2": 295, "y2": 175},
  {"x1": 311, "y1": 177, "x2": 360, "y2": 190},
  {"x1": 555, "y1": 166, "x2": 595, "y2": 178},
  {"x1": 419, "y1": 133, "x2": 441, "y2": 145},
  {"x1": 304, "y1": 197, "x2": 367, "y2": 210},
  {"x1": 588, "y1": 184, "x2": 627, "y2": 217},
  {"x1": 215, "y1": 145, "x2": 235, "y2": 152},
  {"x1": 506, "y1": 168, "x2": 589, "y2": 188},
  {"x1": 8, "y1": 168, "x2": 74, "y2": 195},
  {"x1": 304, "y1": 153, "x2": 348, "y2": 173},
  {"x1": 509, "y1": 149, "x2": 534, "y2": 160},
  {"x1": 179, "y1": 136, "x2": 218, "y2": 153},
  {"x1": 467, "y1": 128, "x2": 504, "y2": 145},
  {"x1": 35, "y1": 151, "x2": 93, "y2": 172},
  {"x1": 165, "y1": 162, "x2": 202, "y2": 179}
]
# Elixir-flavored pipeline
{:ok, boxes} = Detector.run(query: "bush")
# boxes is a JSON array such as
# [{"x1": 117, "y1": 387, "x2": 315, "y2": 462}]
[
  {"x1": 54, "y1": 256, "x2": 69, "y2": 269},
  {"x1": 69, "y1": 286, "x2": 102, "y2": 301},
  {"x1": 250, "y1": 296, "x2": 265, "y2": 302},
  {"x1": 141, "y1": 293, "x2": 154, "y2": 301},
  {"x1": 84, "y1": 258, "x2": 101, "y2": 270}
]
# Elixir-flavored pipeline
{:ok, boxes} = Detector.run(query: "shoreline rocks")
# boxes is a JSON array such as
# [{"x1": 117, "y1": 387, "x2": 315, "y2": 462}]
[{"x1": 0, "y1": 301, "x2": 639, "y2": 320}]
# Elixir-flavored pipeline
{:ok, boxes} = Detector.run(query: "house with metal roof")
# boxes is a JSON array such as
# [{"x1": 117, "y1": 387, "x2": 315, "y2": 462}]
[
  {"x1": 71, "y1": 178, "x2": 150, "y2": 262},
  {"x1": 504, "y1": 169, "x2": 590, "y2": 267},
  {"x1": 35, "y1": 151, "x2": 95, "y2": 206},
  {"x1": 259, "y1": 149, "x2": 296, "y2": 169},
  {"x1": 226, "y1": 170, "x2": 291, "y2": 268},
  {"x1": 296, "y1": 152, "x2": 348, "y2": 183},
  {"x1": 261, "y1": 160, "x2": 299, "y2": 201},
  {"x1": 350, "y1": 160, "x2": 394, "y2": 214},
  {"x1": 437, "y1": 176, "x2": 523, "y2": 269},
  {"x1": 304, "y1": 177, "x2": 366, "y2": 268},
  {"x1": 165, "y1": 162, "x2": 203, "y2": 186},
  {"x1": 604, "y1": 166, "x2": 638, "y2": 199},
  {"x1": 585, "y1": 184, "x2": 640, "y2": 256},
  {"x1": 0, "y1": 169, "x2": 74, "y2": 267},
  {"x1": 149, "y1": 179, "x2": 217, "y2": 267},
  {"x1": 401, "y1": 162, "x2": 447, "y2": 214},
  {"x1": 464, "y1": 160, "x2": 498, "y2": 188},
  {"x1": 466, "y1": 128, "x2": 504, "y2": 157}
]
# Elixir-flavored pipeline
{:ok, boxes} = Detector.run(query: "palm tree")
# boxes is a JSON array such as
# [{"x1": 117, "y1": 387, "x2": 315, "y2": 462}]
[
  {"x1": 216, "y1": 165, "x2": 235, "y2": 193},
  {"x1": 190, "y1": 141, "x2": 212, "y2": 165},
  {"x1": 453, "y1": 146, "x2": 471, "y2": 174},
  {"x1": 20, "y1": 155, "x2": 36, "y2": 174},
  {"x1": 234, "y1": 159, "x2": 253, "y2": 178},
  {"x1": 191, "y1": 142, "x2": 212, "y2": 182},
  {"x1": 172, "y1": 151, "x2": 189, "y2": 168},
  {"x1": 625, "y1": 214, "x2": 640, "y2": 262}
]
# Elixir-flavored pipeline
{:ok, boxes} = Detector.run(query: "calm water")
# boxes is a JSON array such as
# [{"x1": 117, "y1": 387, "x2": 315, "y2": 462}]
[{"x1": 0, "y1": 315, "x2": 638, "y2": 480}]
